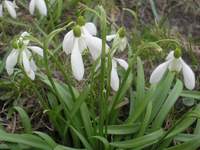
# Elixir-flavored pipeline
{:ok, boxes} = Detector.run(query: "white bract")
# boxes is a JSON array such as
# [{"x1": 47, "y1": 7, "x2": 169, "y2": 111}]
[
  {"x1": 0, "y1": 0, "x2": 17, "y2": 18},
  {"x1": 110, "y1": 58, "x2": 128, "y2": 91},
  {"x1": 62, "y1": 19, "x2": 105, "y2": 81},
  {"x1": 106, "y1": 28, "x2": 128, "y2": 52},
  {"x1": 6, "y1": 32, "x2": 43, "y2": 80},
  {"x1": 29, "y1": 0, "x2": 47, "y2": 16},
  {"x1": 150, "y1": 51, "x2": 195, "y2": 90}
]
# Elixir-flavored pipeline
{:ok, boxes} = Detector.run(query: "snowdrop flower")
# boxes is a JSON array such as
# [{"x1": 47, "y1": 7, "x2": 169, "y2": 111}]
[
  {"x1": 106, "y1": 27, "x2": 128, "y2": 52},
  {"x1": 29, "y1": 0, "x2": 47, "y2": 16},
  {"x1": 62, "y1": 16, "x2": 106, "y2": 81},
  {"x1": 0, "y1": 0, "x2": 17, "y2": 18},
  {"x1": 6, "y1": 32, "x2": 43, "y2": 80},
  {"x1": 110, "y1": 58, "x2": 128, "y2": 91},
  {"x1": 0, "y1": 4, "x2": 2, "y2": 17},
  {"x1": 150, "y1": 49, "x2": 195, "y2": 90}
]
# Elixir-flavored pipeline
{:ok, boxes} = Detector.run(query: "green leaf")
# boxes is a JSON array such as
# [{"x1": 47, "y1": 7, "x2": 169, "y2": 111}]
[
  {"x1": 70, "y1": 126, "x2": 93, "y2": 150},
  {"x1": 13, "y1": 106, "x2": 32, "y2": 133},
  {"x1": 90, "y1": 136, "x2": 110, "y2": 150},
  {"x1": 33, "y1": 131, "x2": 57, "y2": 148},
  {"x1": 152, "y1": 79, "x2": 183, "y2": 129},
  {"x1": 110, "y1": 129, "x2": 164, "y2": 149},
  {"x1": 137, "y1": 101, "x2": 152, "y2": 137},
  {"x1": 106, "y1": 123, "x2": 140, "y2": 135},
  {"x1": 149, "y1": 0, "x2": 160, "y2": 21},
  {"x1": 123, "y1": 8, "x2": 138, "y2": 22},
  {"x1": 128, "y1": 86, "x2": 153, "y2": 123},
  {"x1": 71, "y1": 87, "x2": 90, "y2": 117},
  {"x1": 165, "y1": 105, "x2": 200, "y2": 139},
  {"x1": 0, "y1": 130, "x2": 52, "y2": 150},
  {"x1": 174, "y1": 134, "x2": 196, "y2": 142},
  {"x1": 194, "y1": 119, "x2": 200, "y2": 134},
  {"x1": 41, "y1": 77, "x2": 77, "y2": 111},
  {"x1": 150, "y1": 71, "x2": 175, "y2": 122},
  {"x1": 136, "y1": 57, "x2": 145, "y2": 103},
  {"x1": 181, "y1": 90, "x2": 200, "y2": 100},
  {"x1": 166, "y1": 135, "x2": 200, "y2": 150},
  {"x1": 80, "y1": 103, "x2": 93, "y2": 139},
  {"x1": 54, "y1": 145, "x2": 86, "y2": 150}
]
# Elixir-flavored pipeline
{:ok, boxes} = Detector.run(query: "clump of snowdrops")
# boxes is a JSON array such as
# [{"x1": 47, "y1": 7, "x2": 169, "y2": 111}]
[{"x1": 0, "y1": 3, "x2": 200, "y2": 150}]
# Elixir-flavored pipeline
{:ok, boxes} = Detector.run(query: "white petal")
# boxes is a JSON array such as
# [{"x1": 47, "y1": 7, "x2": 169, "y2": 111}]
[
  {"x1": 4, "y1": 0, "x2": 17, "y2": 18},
  {"x1": 25, "y1": 49, "x2": 32, "y2": 58},
  {"x1": 29, "y1": 0, "x2": 35, "y2": 15},
  {"x1": 62, "y1": 30, "x2": 74, "y2": 55},
  {"x1": 166, "y1": 51, "x2": 174, "y2": 60},
  {"x1": 114, "y1": 58, "x2": 128, "y2": 70},
  {"x1": 86, "y1": 36, "x2": 102, "y2": 60},
  {"x1": 28, "y1": 46, "x2": 43, "y2": 57},
  {"x1": 24, "y1": 50, "x2": 37, "y2": 71},
  {"x1": 86, "y1": 36, "x2": 109, "y2": 60},
  {"x1": 0, "y1": 4, "x2": 3, "y2": 17},
  {"x1": 110, "y1": 60, "x2": 119, "y2": 91},
  {"x1": 71, "y1": 39, "x2": 84, "y2": 81},
  {"x1": 30, "y1": 59, "x2": 37, "y2": 71},
  {"x1": 181, "y1": 59, "x2": 195, "y2": 90},
  {"x1": 168, "y1": 58, "x2": 182, "y2": 72},
  {"x1": 78, "y1": 37, "x2": 87, "y2": 53},
  {"x1": 22, "y1": 51, "x2": 35, "y2": 80},
  {"x1": 106, "y1": 34, "x2": 116, "y2": 41},
  {"x1": 84, "y1": 22, "x2": 97, "y2": 36},
  {"x1": 6, "y1": 49, "x2": 19, "y2": 75},
  {"x1": 150, "y1": 61, "x2": 169, "y2": 84},
  {"x1": 35, "y1": 0, "x2": 47, "y2": 16}
]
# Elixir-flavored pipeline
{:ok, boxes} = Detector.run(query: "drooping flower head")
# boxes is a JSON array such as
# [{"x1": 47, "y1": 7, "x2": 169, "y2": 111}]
[
  {"x1": 29, "y1": 0, "x2": 47, "y2": 16},
  {"x1": 106, "y1": 27, "x2": 128, "y2": 53},
  {"x1": 0, "y1": 0, "x2": 17, "y2": 18},
  {"x1": 150, "y1": 49, "x2": 195, "y2": 90},
  {"x1": 110, "y1": 57, "x2": 128, "y2": 91},
  {"x1": 6, "y1": 32, "x2": 43, "y2": 80},
  {"x1": 62, "y1": 16, "x2": 105, "y2": 81}
]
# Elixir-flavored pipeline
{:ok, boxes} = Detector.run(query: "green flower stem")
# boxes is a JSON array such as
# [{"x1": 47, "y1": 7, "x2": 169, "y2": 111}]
[{"x1": 99, "y1": 6, "x2": 107, "y2": 137}]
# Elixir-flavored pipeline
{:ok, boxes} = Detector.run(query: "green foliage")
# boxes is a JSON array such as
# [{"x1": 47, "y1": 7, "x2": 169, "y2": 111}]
[{"x1": 0, "y1": 1, "x2": 199, "y2": 150}]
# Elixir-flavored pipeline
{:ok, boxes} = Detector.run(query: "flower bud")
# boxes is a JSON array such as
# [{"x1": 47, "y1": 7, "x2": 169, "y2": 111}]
[
  {"x1": 73, "y1": 25, "x2": 81, "y2": 37},
  {"x1": 174, "y1": 47, "x2": 182, "y2": 58},
  {"x1": 77, "y1": 16, "x2": 85, "y2": 26},
  {"x1": 118, "y1": 27, "x2": 126, "y2": 38}
]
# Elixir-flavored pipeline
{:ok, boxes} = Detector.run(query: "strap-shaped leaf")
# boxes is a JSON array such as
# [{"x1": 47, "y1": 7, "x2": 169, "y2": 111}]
[
  {"x1": 13, "y1": 106, "x2": 32, "y2": 133},
  {"x1": 152, "y1": 79, "x2": 183, "y2": 129}
]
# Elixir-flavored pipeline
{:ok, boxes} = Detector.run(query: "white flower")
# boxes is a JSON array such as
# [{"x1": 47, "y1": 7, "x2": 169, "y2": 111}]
[
  {"x1": 6, "y1": 32, "x2": 43, "y2": 80},
  {"x1": 106, "y1": 28, "x2": 128, "y2": 52},
  {"x1": 29, "y1": 0, "x2": 47, "y2": 16},
  {"x1": 110, "y1": 58, "x2": 128, "y2": 91},
  {"x1": 0, "y1": 0, "x2": 17, "y2": 18},
  {"x1": 0, "y1": 4, "x2": 3, "y2": 17},
  {"x1": 150, "y1": 51, "x2": 195, "y2": 90},
  {"x1": 62, "y1": 21, "x2": 106, "y2": 81}
]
